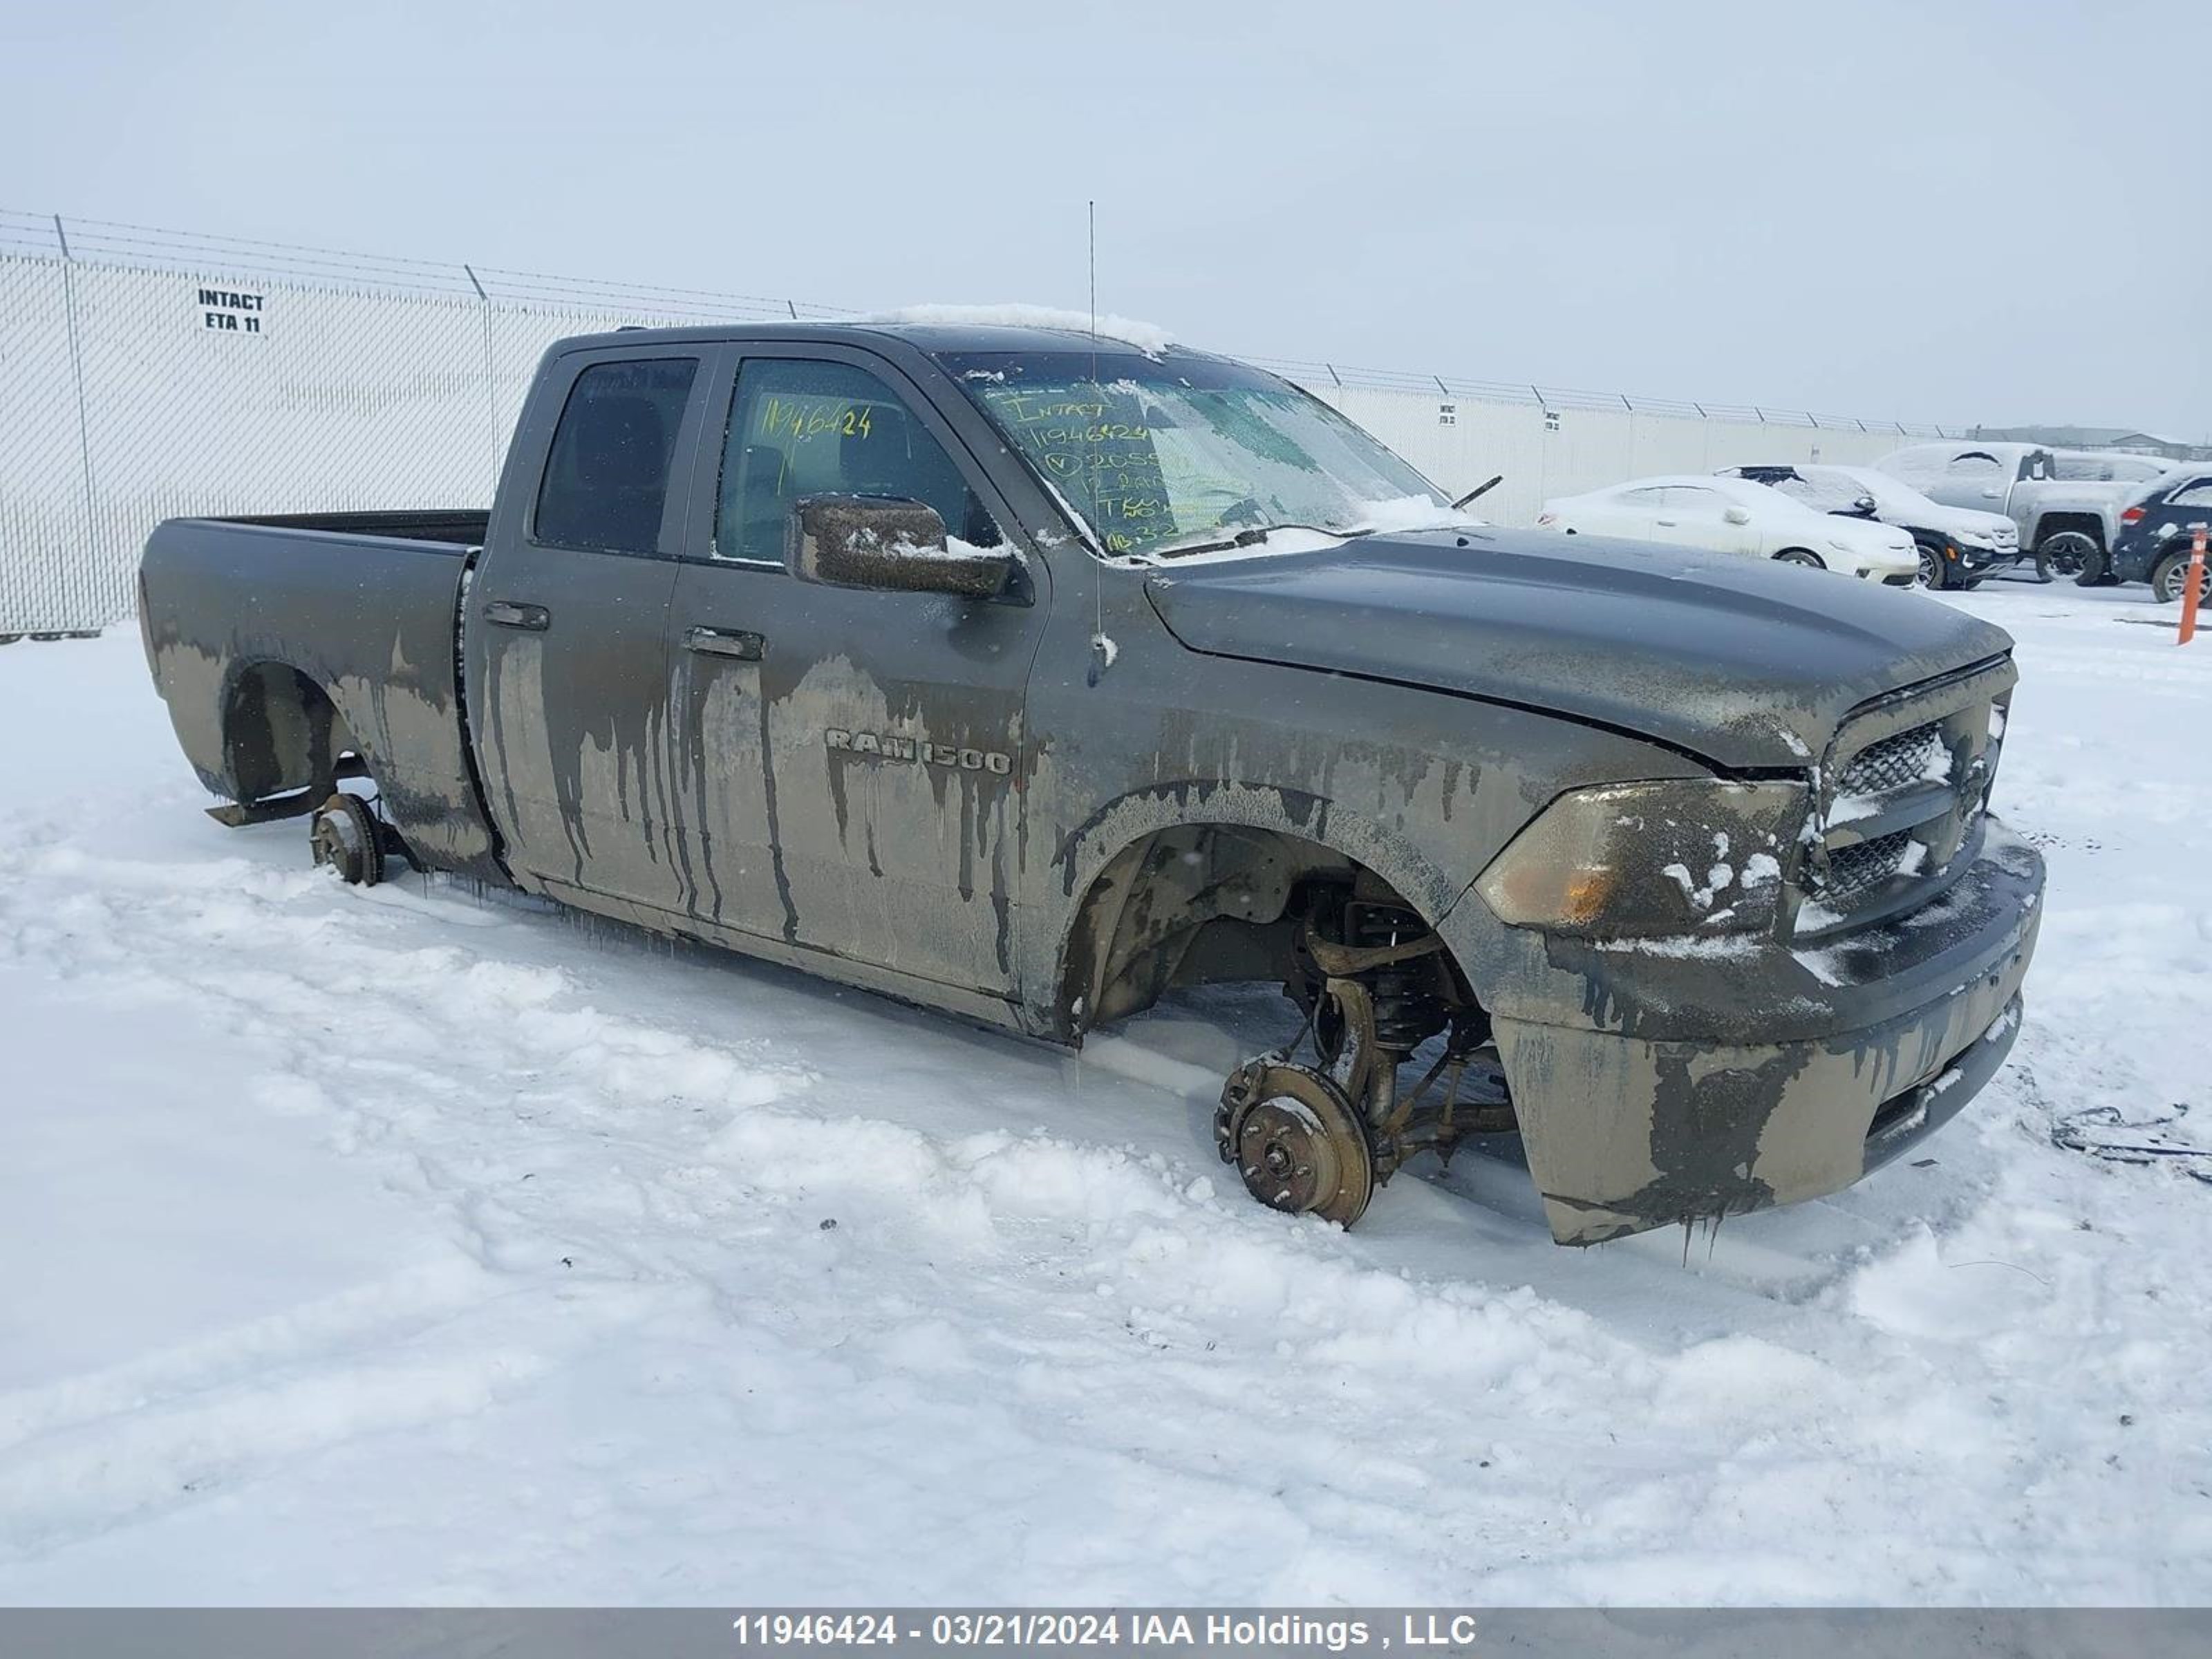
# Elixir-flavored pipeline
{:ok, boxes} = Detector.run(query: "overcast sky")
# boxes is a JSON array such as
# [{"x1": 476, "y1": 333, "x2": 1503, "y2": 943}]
[{"x1": 6, "y1": 0, "x2": 2205, "y2": 436}]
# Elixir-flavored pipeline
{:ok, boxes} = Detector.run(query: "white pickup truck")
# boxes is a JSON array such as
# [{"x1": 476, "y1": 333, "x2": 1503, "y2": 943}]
[{"x1": 1875, "y1": 442, "x2": 2173, "y2": 582}]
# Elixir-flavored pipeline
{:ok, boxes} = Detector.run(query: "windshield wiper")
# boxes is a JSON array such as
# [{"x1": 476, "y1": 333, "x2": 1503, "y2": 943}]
[
  {"x1": 1152, "y1": 521, "x2": 1384, "y2": 560},
  {"x1": 1154, "y1": 526, "x2": 1274, "y2": 559}
]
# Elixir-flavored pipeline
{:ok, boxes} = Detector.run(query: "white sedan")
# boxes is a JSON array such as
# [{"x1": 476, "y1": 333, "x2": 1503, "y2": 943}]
[{"x1": 1537, "y1": 474, "x2": 1920, "y2": 583}]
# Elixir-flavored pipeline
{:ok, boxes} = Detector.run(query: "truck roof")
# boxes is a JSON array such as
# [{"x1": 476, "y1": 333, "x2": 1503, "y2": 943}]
[{"x1": 545, "y1": 319, "x2": 1217, "y2": 359}]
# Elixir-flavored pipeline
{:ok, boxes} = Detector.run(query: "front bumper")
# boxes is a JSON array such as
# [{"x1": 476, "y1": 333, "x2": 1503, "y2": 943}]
[
  {"x1": 1847, "y1": 553, "x2": 1920, "y2": 583},
  {"x1": 1479, "y1": 820, "x2": 2045, "y2": 1244},
  {"x1": 1948, "y1": 539, "x2": 2024, "y2": 575}
]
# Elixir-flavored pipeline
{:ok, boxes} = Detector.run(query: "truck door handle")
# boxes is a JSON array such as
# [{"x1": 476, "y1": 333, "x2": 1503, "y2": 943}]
[
  {"x1": 483, "y1": 600, "x2": 550, "y2": 631},
  {"x1": 685, "y1": 625, "x2": 765, "y2": 662},
  {"x1": 1654, "y1": 518, "x2": 1678, "y2": 527}
]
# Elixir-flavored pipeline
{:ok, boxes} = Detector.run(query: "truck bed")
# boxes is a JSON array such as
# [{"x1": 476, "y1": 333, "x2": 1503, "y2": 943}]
[
  {"x1": 206, "y1": 509, "x2": 492, "y2": 546},
  {"x1": 139, "y1": 512, "x2": 507, "y2": 883}
]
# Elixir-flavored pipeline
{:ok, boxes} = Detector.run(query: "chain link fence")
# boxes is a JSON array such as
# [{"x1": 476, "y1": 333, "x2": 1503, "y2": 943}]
[{"x1": 0, "y1": 208, "x2": 1962, "y2": 635}]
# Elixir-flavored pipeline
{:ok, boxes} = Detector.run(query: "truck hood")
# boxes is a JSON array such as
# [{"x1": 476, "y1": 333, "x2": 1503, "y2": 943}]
[{"x1": 1142, "y1": 528, "x2": 2014, "y2": 770}]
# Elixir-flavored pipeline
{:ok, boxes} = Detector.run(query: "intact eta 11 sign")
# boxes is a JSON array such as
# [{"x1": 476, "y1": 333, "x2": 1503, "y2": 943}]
[{"x1": 197, "y1": 286, "x2": 265, "y2": 335}]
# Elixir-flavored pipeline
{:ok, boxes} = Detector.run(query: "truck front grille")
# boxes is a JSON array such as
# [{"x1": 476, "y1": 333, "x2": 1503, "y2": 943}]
[
  {"x1": 1839, "y1": 724, "x2": 1946, "y2": 796},
  {"x1": 1821, "y1": 830, "x2": 1917, "y2": 910},
  {"x1": 1797, "y1": 659, "x2": 2013, "y2": 935}
]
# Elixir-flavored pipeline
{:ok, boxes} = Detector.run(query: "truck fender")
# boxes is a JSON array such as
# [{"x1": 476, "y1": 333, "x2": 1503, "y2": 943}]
[{"x1": 1044, "y1": 780, "x2": 1473, "y2": 1040}]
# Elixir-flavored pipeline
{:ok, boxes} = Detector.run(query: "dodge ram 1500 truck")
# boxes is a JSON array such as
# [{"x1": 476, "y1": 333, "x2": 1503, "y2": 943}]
[{"x1": 140, "y1": 321, "x2": 2045, "y2": 1244}]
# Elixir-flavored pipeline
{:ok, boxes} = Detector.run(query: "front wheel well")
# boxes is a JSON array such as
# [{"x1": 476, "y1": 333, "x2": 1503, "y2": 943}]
[{"x1": 1054, "y1": 823, "x2": 1477, "y2": 1040}]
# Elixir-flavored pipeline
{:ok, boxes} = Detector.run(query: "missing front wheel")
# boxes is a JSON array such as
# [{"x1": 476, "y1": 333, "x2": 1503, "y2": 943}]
[{"x1": 1215, "y1": 894, "x2": 1512, "y2": 1228}]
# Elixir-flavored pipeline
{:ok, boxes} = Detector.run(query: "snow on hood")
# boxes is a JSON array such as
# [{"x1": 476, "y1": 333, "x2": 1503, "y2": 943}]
[
  {"x1": 1910, "y1": 500, "x2": 2019, "y2": 542},
  {"x1": 1830, "y1": 468, "x2": 2017, "y2": 542},
  {"x1": 877, "y1": 303, "x2": 1172, "y2": 357}
]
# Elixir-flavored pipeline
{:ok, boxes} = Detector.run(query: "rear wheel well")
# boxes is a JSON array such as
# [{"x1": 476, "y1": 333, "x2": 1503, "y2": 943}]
[
  {"x1": 221, "y1": 662, "x2": 355, "y2": 804},
  {"x1": 2035, "y1": 512, "x2": 2106, "y2": 551},
  {"x1": 1055, "y1": 824, "x2": 1477, "y2": 1040}
]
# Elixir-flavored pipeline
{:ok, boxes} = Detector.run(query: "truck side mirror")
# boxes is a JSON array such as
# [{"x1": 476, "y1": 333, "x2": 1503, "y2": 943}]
[{"x1": 788, "y1": 496, "x2": 1014, "y2": 600}]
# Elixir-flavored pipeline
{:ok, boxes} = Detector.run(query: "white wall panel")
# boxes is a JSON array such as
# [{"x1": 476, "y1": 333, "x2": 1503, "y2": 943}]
[{"x1": 1313, "y1": 385, "x2": 1910, "y2": 528}]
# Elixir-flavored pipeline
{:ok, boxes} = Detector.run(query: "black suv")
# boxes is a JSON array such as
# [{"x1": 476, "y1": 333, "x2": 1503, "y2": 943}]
[
  {"x1": 2112, "y1": 470, "x2": 2212, "y2": 601},
  {"x1": 1720, "y1": 463, "x2": 2034, "y2": 589}
]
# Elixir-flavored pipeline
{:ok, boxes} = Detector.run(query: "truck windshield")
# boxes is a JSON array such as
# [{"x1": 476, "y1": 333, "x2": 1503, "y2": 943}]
[{"x1": 939, "y1": 349, "x2": 1452, "y2": 558}]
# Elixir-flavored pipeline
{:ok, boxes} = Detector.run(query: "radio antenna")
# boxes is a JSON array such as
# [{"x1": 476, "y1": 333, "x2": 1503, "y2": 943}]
[{"x1": 1087, "y1": 199, "x2": 1109, "y2": 681}]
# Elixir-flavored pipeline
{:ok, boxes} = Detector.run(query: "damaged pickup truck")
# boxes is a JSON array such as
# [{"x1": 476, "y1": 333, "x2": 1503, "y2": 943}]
[{"x1": 140, "y1": 320, "x2": 2044, "y2": 1244}]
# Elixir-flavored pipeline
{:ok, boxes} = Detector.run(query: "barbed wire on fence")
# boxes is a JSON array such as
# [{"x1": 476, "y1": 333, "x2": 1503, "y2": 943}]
[{"x1": 0, "y1": 207, "x2": 1961, "y2": 437}]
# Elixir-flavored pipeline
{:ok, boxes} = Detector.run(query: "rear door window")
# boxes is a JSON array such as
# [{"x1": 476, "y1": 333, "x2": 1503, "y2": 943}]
[
  {"x1": 534, "y1": 357, "x2": 701, "y2": 554},
  {"x1": 2168, "y1": 478, "x2": 2212, "y2": 509}
]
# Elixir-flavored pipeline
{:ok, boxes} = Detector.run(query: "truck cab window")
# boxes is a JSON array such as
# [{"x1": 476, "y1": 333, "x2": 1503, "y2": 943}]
[
  {"x1": 534, "y1": 357, "x2": 700, "y2": 555},
  {"x1": 715, "y1": 359, "x2": 1000, "y2": 563}
]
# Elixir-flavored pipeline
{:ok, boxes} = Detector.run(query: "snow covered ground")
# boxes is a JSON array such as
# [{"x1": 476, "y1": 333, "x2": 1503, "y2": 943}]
[{"x1": 0, "y1": 582, "x2": 2206, "y2": 1606}]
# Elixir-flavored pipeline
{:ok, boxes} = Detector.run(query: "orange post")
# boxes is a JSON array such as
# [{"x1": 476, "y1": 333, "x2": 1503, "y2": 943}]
[{"x1": 2181, "y1": 526, "x2": 2207, "y2": 646}]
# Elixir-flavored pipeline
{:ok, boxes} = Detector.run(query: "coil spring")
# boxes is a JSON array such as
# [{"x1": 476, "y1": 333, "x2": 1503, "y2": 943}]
[{"x1": 1351, "y1": 904, "x2": 1450, "y2": 1053}]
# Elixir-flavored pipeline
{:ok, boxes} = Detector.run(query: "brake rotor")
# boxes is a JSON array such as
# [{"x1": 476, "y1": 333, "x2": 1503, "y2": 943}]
[
  {"x1": 309, "y1": 791, "x2": 384, "y2": 887},
  {"x1": 1215, "y1": 1058, "x2": 1375, "y2": 1227}
]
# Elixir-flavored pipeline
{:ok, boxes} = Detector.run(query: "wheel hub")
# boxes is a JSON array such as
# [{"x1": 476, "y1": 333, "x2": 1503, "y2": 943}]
[
  {"x1": 1215, "y1": 1059, "x2": 1374, "y2": 1226},
  {"x1": 309, "y1": 792, "x2": 384, "y2": 886}
]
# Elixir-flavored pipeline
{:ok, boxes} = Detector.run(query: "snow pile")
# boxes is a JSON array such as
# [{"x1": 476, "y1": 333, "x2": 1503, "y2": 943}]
[
  {"x1": 876, "y1": 304, "x2": 1172, "y2": 357},
  {"x1": 0, "y1": 582, "x2": 2206, "y2": 1604}
]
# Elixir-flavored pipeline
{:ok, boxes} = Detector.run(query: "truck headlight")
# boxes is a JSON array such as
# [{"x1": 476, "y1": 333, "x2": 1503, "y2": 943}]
[{"x1": 1474, "y1": 780, "x2": 1808, "y2": 937}]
